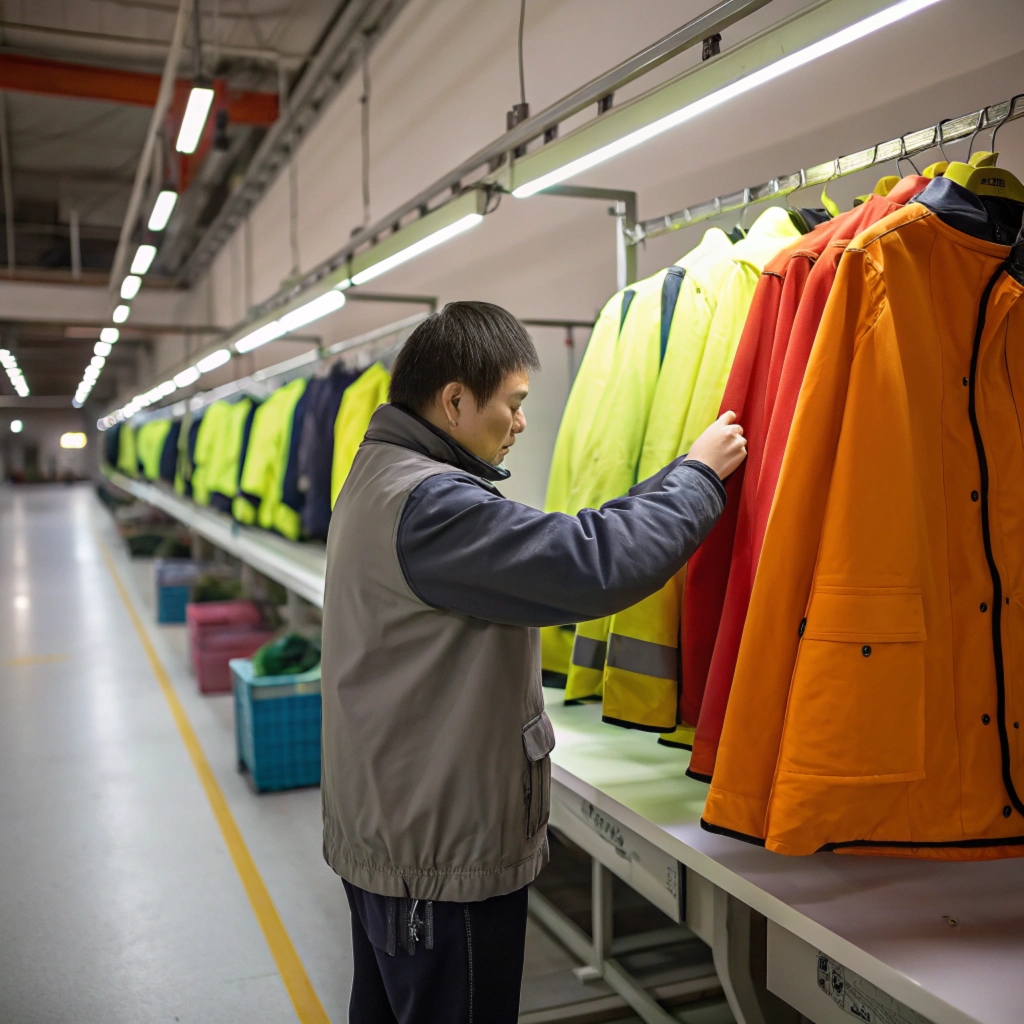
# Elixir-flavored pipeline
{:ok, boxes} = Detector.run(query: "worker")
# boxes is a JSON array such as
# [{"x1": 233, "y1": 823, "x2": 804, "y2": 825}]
[{"x1": 320, "y1": 301, "x2": 746, "y2": 1023}]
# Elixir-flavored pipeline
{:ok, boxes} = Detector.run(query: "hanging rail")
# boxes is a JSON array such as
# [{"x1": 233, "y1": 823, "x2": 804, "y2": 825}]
[{"x1": 631, "y1": 93, "x2": 1024, "y2": 243}]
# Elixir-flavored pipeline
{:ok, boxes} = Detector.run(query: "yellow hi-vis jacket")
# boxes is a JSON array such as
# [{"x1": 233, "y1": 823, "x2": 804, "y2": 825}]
[
  {"x1": 564, "y1": 228, "x2": 736, "y2": 703},
  {"x1": 116, "y1": 423, "x2": 138, "y2": 477},
  {"x1": 541, "y1": 288, "x2": 639, "y2": 679},
  {"x1": 234, "y1": 378, "x2": 307, "y2": 533},
  {"x1": 207, "y1": 398, "x2": 254, "y2": 503},
  {"x1": 599, "y1": 207, "x2": 804, "y2": 735},
  {"x1": 330, "y1": 362, "x2": 392, "y2": 508},
  {"x1": 191, "y1": 401, "x2": 232, "y2": 506},
  {"x1": 136, "y1": 419, "x2": 172, "y2": 480}
]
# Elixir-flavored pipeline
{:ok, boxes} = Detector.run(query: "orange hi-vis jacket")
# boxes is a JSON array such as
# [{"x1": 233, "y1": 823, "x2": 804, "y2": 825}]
[
  {"x1": 685, "y1": 177, "x2": 928, "y2": 780},
  {"x1": 703, "y1": 178, "x2": 1024, "y2": 859}
]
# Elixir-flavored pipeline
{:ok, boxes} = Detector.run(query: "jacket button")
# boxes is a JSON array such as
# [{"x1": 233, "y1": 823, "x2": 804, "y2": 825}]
[
  {"x1": 983, "y1": 714, "x2": 991, "y2": 724},
  {"x1": 962, "y1": 377, "x2": 969, "y2": 386},
  {"x1": 798, "y1": 618, "x2": 806, "y2": 637},
  {"x1": 981, "y1": 603, "x2": 988, "y2": 612},
  {"x1": 861, "y1": 645, "x2": 871, "y2": 657},
  {"x1": 1015, "y1": 722, "x2": 1020, "y2": 730},
  {"x1": 1004, "y1": 806, "x2": 1013, "y2": 818},
  {"x1": 971, "y1": 491, "x2": 979, "y2": 501}
]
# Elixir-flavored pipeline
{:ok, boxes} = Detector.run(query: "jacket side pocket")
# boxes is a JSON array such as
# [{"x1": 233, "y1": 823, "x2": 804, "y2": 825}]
[
  {"x1": 523, "y1": 711, "x2": 556, "y2": 839},
  {"x1": 777, "y1": 588, "x2": 926, "y2": 782}
]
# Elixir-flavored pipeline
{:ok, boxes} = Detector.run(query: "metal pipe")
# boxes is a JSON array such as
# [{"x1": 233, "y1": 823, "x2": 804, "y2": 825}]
[
  {"x1": 0, "y1": 94, "x2": 14, "y2": 276},
  {"x1": 69, "y1": 208, "x2": 81, "y2": 279},
  {"x1": 107, "y1": 0, "x2": 194, "y2": 291}
]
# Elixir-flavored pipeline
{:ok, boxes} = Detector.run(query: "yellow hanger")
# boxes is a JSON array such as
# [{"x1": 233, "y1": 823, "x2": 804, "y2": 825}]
[
  {"x1": 969, "y1": 150, "x2": 999, "y2": 168},
  {"x1": 943, "y1": 161, "x2": 1024, "y2": 204},
  {"x1": 873, "y1": 174, "x2": 901, "y2": 196},
  {"x1": 922, "y1": 160, "x2": 948, "y2": 178}
]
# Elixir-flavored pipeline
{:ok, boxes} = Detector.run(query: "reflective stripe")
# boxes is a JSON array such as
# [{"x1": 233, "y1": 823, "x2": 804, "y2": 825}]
[
  {"x1": 606, "y1": 633, "x2": 678, "y2": 680},
  {"x1": 571, "y1": 635, "x2": 607, "y2": 671}
]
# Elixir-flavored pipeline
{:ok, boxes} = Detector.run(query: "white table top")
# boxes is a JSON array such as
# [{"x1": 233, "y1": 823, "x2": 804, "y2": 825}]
[{"x1": 545, "y1": 696, "x2": 1024, "y2": 1024}]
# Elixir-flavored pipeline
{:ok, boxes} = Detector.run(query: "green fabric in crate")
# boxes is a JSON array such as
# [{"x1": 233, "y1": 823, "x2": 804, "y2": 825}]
[{"x1": 251, "y1": 632, "x2": 321, "y2": 677}]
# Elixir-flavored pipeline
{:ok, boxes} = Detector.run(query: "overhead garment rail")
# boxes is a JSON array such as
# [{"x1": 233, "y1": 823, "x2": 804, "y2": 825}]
[
  {"x1": 128, "y1": 313, "x2": 429, "y2": 428},
  {"x1": 106, "y1": 0, "x2": 859, "y2": 424},
  {"x1": 631, "y1": 93, "x2": 1024, "y2": 242}
]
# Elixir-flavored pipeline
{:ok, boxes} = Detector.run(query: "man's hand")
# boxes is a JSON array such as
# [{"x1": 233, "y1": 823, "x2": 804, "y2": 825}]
[{"x1": 685, "y1": 411, "x2": 747, "y2": 480}]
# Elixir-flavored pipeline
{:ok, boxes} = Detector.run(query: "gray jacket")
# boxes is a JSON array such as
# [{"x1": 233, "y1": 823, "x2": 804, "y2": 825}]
[{"x1": 321, "y1": 403, "x2": 725, "y2": 901}]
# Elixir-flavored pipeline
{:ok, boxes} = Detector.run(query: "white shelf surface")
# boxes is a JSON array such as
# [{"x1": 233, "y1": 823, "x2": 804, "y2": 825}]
[{"x1": 112, "y1": 468, "x2": 1024, "y2": 1024}]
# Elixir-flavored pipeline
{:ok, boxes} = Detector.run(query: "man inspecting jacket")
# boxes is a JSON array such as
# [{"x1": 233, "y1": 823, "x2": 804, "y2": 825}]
[{"x1": 321, "y1": 300, "x2": 746, "y2": 1024}]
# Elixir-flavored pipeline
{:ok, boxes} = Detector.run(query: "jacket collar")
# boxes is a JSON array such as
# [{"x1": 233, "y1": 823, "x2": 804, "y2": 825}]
[
  {"x1": 914, "y1": 176, "x2": 1024, "y2": 246},
  {"x1": 364, "y1": 403, "x2": 511, "y2": 483}
]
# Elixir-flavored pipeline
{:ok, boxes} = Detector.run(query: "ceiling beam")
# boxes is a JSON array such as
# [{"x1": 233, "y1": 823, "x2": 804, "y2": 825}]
[{"x1": 0, "y1": 54, "x2": 278, "y2": 125}]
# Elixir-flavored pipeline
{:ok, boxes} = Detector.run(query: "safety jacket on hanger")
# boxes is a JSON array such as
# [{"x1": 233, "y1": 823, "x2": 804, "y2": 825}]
[
  {"x1": 541, "y1": 289, "x2": 639, "y2": 682},
  {"x1": 274, "y1": 386, "x2": 310, "y2": 540},
  {"x1": 191, "y1": 401, "x2": 232, "y2": 506},
  {"x1": 685, "y1": 177, "x2": 928, "y2": 779},
  {"x1": 116, "y1": 423, "x2": 138, "y2": 478},
  {"x1": 595, "y1": 208, "x2": 802, "y2": 728},
  {"x1": 704, "y1": 178, "x2": 1024, "y2": 860},
  {"x1": 565, "y1": 229, "x2": 736, "y2": 704},
  {"x1": 136, "y1": 419, "x2": 172, "y2": 480},
  {"x1": 159, "y1": 420, "x2": 181, "y2": 483},
  {"x1": 206, "y1": 398, "x2": 256, "y2": 513},
  {"x1": 174, "y1": 409, "x2": 202, "y2": 496},
  {"x1": 331, "y1": 362, "x2": 391, "y2": 508},
  {"x1": 234, "y1": 378, "x2": 307, "y2": 535}
]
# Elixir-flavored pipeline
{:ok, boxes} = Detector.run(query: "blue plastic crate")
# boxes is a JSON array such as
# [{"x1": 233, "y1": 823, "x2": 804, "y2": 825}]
[
  {"x1": 230, "y1": 657, "x2": 322, "y2": 793},
  {"x1": 157, "y1": 585, "x2": 191, "y2": 623}
]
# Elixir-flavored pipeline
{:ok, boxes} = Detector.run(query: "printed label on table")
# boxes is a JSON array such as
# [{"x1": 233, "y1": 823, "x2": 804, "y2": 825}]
[{"x1": 817, "y1": 953, "x2": 933, "y2": 1024}]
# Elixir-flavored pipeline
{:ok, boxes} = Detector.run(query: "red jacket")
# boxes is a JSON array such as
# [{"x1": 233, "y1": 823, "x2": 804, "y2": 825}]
[{"x1": 685, "y1": 178, "x2": 928, "y2": 780}]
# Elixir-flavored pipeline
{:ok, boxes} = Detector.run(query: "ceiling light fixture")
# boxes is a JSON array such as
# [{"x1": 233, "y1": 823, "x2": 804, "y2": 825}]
[
  {"x1": 120, "y1": 275, "x2": 142, "y2": 300},
  {"x1": 112, "y1": 305, "x2": 130, "y2": 324},
  {"x1": 10, "y1": 419, "x2": 22, "y2": 433},
  {"x1": 176, "y1": 84, "x2": 216, "y2": 154},
  {"x1": 94, "y1": 341, "x2": 112, "y2": 357},
  {"x1": 277, "y1": 289, "x2": 347, "y2": 333},
  {"x1": 196, "y1": 349, "x2": 230, "y2": 373},
  {"x1": 173, "y1": 366, "x2": 201, "y2": 388},
  {"x1": 131, "y1": 244, "x2": 158, "y2": 276},
  {"x1": 511, "y1": 0, "x2": 945, "y2": 198},
  {"x1": 60, "y1": 432, "x2": 87, "y2": 449},
  {"x1": 148, "y1": 189, "x2": 178, "y2": 231},
  {"x1": 100, "y1": 328, "x2": 120, "y2": 344},
  {"x1": 235, "y1": 320, "x2": 286, "y2": 354}
]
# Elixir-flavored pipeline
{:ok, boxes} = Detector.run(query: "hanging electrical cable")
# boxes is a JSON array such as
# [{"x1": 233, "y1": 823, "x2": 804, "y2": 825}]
[
  {"x1": 518, "y1": 0, "x2": 527, "y2": 109},
  {"x1": 361, "y1": 33, "x2": 372, "y2": 230}
]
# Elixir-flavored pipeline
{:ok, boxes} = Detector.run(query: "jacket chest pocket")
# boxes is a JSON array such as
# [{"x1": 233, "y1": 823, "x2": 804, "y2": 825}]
[
  {"x1": 523, "y1": 711, "x2": 556, "y2": 840},
  {"x1": 777, "y1": 588, "x2": 926, "y2": 782}
]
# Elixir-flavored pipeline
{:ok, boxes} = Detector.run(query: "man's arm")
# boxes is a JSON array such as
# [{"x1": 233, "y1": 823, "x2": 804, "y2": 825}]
[{"x1": 396, "y1": 457, "x2": 725, "y2": 627}]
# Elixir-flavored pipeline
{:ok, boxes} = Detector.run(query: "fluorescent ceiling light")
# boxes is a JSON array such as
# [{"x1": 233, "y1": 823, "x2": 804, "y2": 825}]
[
  {"x1": 120, "y1": 275, "x2": 142, "y2": 300},
  {"x1": 10, "y1": 419, "x2": 22, "y2": 433},
  {"x1": 157, "y1": 381, "x2": 177, "y2": 397},
  {"x1": 235, "y1": 320, "x2": 285, "y2": 354},
  {"x1": 112, "y1": 305, "x2": 130, "y2": 324},
  {"x1": 512, "y1": 0, "x2": 944, "y2": 198},
  {"x1": 352, "y1": 213, "x2": 483, "y2": 286},
  {"x1": 94, "y1": 341, "x2": 112, "y2": 357},
  {"x1": 174, "y1": 366, "x2": 201, "y2": 388},
  {"x1": 100, "y1": 328, "x2": 120, "y2": 344},
  {"x1": 131, "y1": 244, "x2": 157, "y2": 276},
  {"x1": 176, "y1": 86, "x2": 215, "y2": 154},
  {"x1": 277, "y1": 289, "x2": 347, "y2": 333},
  {"x1": 60, "y1": 432, "x2": 87, "y2": 449},
  {"x1": 90, "y1": 355, "x2": 106, "y2": 369},
  {"x1": 148, "y1": 190, "x2": 178, "y2": 231},
  {"x1": 196, "y1": 348, "x2": 231, "y2": 373}
]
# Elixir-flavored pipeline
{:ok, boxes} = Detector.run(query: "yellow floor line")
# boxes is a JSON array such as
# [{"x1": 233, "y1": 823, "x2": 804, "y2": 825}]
[
  {"x1": 6, "y1": 653, "x2": 70, "y2": 667},
  {"x1": 98, "y1": 538, "x2": 331, "y2": 1024}
]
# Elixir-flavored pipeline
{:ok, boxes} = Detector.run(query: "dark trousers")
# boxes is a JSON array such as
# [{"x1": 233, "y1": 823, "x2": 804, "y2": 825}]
[{"x1": 343, "y1": 880, "x2": 529, "y2": 1024}]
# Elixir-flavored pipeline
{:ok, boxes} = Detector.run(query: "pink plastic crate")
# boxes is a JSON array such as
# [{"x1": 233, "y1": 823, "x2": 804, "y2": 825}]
[
  {"x1": 192, "y1": 626, "x2": 277, "y2": 694},
  {"x1": 187, "y1": 600, "x2": 264, "y2": 641}
]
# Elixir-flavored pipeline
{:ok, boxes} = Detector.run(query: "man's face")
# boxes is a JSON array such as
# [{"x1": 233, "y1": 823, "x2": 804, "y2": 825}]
[{"x1": 456, "y1": 370, "x2": 530, "y2": 465}]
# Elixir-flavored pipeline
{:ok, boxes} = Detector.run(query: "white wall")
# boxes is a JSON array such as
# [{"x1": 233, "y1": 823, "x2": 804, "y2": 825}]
[{"x1": 140, "y1": 0, "x2": 1024, "y2": 507}]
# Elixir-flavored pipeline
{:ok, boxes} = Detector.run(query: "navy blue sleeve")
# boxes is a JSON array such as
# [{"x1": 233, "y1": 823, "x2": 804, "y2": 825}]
[{"x1": 396, "y1": 459, "x2": 725, "y2": 627}]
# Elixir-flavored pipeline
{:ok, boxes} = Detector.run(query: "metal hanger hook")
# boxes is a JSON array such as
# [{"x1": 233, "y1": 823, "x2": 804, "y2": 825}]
[
  {"x1": 934, "y1": 119, "x2": 952, "y2": 162},
  {"x1": 896, "y1": 134, "x2": 920, "y2": 177},
  {"x1": 990, "y1": 93, "x2": 1024, "y2": 152}
]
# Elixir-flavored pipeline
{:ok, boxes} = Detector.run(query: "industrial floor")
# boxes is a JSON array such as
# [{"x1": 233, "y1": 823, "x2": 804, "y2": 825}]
[{"x1": 0, "y1": 484, "x2": 733, "y2": 1024}]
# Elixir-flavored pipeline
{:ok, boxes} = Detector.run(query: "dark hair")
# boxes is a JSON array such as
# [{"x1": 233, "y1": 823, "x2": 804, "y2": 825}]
[{"x1": 388, "y1": 301, "x2": 540, "y2": 412}]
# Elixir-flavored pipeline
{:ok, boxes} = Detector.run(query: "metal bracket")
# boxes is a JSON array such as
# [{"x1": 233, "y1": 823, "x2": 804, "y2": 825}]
[
  {"x1": 534, "y1": 184, "x2": 639, "y2": 290},
  {"x1": 343, "y1": 291, "x2": 438, "y2": 311},
  {"x1": 702, "y1": 32, "x2": 722, "y2": 59}
]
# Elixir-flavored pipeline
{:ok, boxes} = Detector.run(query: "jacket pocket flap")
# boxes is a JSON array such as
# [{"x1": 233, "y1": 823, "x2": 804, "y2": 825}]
[
  {"x1": 803, "y1": 588, "x2": 926, "y2": 642},
  {"x1": 523, "y1": 711, "x2": 556, "y2": 762}
]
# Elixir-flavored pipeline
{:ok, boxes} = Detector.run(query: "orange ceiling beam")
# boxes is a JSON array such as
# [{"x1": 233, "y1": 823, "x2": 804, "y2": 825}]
[{"x1": 0, "y1": 54, "x2": 278, "y2": 125}]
